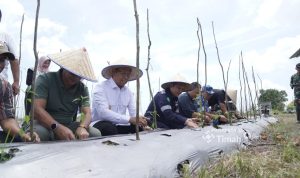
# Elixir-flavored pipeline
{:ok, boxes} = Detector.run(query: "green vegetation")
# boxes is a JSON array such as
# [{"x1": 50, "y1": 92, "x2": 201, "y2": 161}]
[
  {"x1": 286, "y1": 101, "x2": 296, "y2": 113},
  {"x1": 259, "y1": 89, "x2": 288, "y2": 111},
  {"x1": 182, "y1": 114, "x2": 300, "y2": 178}
]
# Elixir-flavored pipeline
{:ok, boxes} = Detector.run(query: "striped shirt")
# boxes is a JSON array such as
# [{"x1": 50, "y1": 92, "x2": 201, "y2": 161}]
[{"x1": 0, "y1": 79, "x2": 14, "y2": 121}]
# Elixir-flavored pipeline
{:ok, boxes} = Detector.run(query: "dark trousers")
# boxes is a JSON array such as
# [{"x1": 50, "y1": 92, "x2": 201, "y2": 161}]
[
  {"x1": 296, "y1": 101, "x2": 300, "y2": 122},
  {"x1": 93, "y1": 121, "x2": 142, "y2": 136},
  {"x1": 24, "y1": 88, "x2": 32, "y2": 115},
  {"x1": 0, "y1": 131, "x2": 23, "y2": 143}
]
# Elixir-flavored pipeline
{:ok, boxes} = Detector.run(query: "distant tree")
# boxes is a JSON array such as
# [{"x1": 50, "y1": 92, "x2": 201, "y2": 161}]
[
  {"x1": 286, "y1": 101, "x2": 295, "y2": 112},
  {"x1": 258, "y1": 89, "x2": 288, "y2": 111}
]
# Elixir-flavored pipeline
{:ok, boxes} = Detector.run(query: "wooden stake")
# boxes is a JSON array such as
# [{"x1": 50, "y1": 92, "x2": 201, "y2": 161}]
[
  {"x1": 197, "y1": 18, "x2": 207, "y2": 127},
  {"x1": 145, "y1": 9, "x2": 157, "y2": 129},
  {"x1": 238, "y1": 55, "x2": 244, "y2": 117},
  {"x1": 133, "y1": 0, "x2": 140, "y2": 140},
  {"x1": 30, "y1": 0, "x2": 40, "y2": 139},
  {"x1": 252, "y1": 66, "x2": 261, "y2": 119},
  {"x1": 212, "y1": 22, "x2": 231, "y2": 124}
]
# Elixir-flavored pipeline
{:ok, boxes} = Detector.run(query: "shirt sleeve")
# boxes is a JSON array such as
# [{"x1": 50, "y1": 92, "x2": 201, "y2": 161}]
[
  {"x1": 217, "y1": 90, "x2": 226, "y2": 104},
  {"x1": 35, "y1": 74, "x2": 49, "y2": 99},
  {"x1": 3, "y1": 33, "x2": 18, "y2": 59},
  {"x1": 156, "y1": 93, "x2": 187, "y2": 125},
  {"x1": 80, "y1": 85, "x2": 90, "y2": 107},
  {"x1": 291, "y1": 75, "x2": 294, "y2": 89},
  {"x1": 92, "y1": 83, "x2": 130, "y2": 124},
  {"x1": 127, "y1": 91, "x2": 136, "y2": 117},
  {"x1": 178, "y1": 93, "x2": 194, "y2": 118}
]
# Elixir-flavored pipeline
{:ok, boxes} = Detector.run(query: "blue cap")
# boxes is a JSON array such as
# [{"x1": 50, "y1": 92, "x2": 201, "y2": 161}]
[{"x1": 201, "y1": 85, "x2": 214, "y2": 94}]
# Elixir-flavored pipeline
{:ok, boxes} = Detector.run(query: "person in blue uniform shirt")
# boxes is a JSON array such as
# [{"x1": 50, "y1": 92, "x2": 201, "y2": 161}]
[{"x1": 145, "y1": 74, "x2": 199, "y2": 129}]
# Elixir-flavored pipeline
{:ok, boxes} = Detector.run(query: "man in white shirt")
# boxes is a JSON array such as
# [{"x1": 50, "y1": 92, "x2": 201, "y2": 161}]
[
  {"x1": 91, "y1": 61, "x2": 148, "y2": 136},
  {"x1": 0, "y1": 9, "x2": 20, "y2": 95}
]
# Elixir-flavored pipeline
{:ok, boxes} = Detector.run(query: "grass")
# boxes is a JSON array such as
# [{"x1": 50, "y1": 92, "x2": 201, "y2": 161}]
[{"x1": 182, "y1": 113, "x2": 300, "y2": 178}]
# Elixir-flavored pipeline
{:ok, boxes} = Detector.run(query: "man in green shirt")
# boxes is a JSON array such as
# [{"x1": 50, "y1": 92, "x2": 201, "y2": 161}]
[
  {"x1": 33, "y1": 48, "x2": 101, "y2": 141},
  {"x1": 290, "y1": 63, "x2": 300, "y2": 123}
]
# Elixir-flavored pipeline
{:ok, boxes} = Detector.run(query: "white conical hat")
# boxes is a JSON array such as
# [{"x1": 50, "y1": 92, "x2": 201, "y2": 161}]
[
  {"x1": 101, "y1": 58, "x2": 143, "y2": 81},
  {"x1": 227, "y1": 89, "x2": 237, "y2": 104},
  {"x1": 47, "y1": 48, "x2": 97, "y2": 82},
  {"x1": 161, "y1": 73, "x2": 191, "y2": 91}
]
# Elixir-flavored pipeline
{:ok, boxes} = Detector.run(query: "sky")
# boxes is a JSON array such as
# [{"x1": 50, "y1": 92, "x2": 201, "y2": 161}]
[{"x1": 0, "y1": 0, "x2": 299, "y2": 117}]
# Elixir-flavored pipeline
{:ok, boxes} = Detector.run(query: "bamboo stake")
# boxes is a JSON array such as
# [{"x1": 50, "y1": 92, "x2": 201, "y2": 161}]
[
  {"x1": 133, "y1": 0, "x2": 140, "y2": 140},
  {"x1": 252, "y1": 66, "x2": 261, "y2": 119},
  {"x1": 30, "y1": 0, "x2": 40, "y2": 139},
  {"x1": 225, "y1": 59, "x2": 232, "y2": 95},
  {"x1": 242, "y1": 61, "x2": 255, "y2": 119},
  {"x1": 241, "y1": 52, "x2": 249, "y2": 119},
  {"x1": 14, "y1": 13, "x2": 24, "y2": 119},
  {"x1": 256, "y1": 73, "x2": 263, "y2": 117},
  {"x1": 158, "y1": 77, "x2": 160, "y2": 91},
  {"x1": 241, "y1": 52, "x2": 255, "y2": 119},
  {"x1": 212, "y1": 21, "x2": 231, "y2": 124},
  {"x1": 257, "y1": 73, "x2": 263, "y2": 90},
  {"x1": 196, "y1": 19, "x2": 201, "y2": 84},
  {"x1": 18, "y1": 14, "x2": 24, "y2": 66},
  {"x1": 197, "y1": 18, "x2": 207, "y2": 127},
  {"x1": 238, "y1": 55, "x2": 244, "y2": 117},
  {"x1": 145, "y1": 9, "x2": 157, "y2": 129}
]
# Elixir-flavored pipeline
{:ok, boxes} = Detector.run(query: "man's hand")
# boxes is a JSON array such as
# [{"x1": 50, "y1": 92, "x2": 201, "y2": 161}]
[
  {"x1": 129, "y1": 116, "x2": 148, "y2": 127},
  {"x1": 75, "y1": 127, "x2": 89, "y2": 140},
  {"x1": 54, "y1": 125, "x2": 75, "y2": 141},
  {"x1": 21, "y1": 132, "x2": 40, "y2": 142},
  {"x1": 204, "y1": 116, "x2": 212, "y2": 123},
  {"x1": 185, "y1": 118, "x2": 199, "y2": 128},
  {"x1": 219, "y1": 115, "x2": 227, "y2": 122},
  {"x1": 12, "y1": 81, "x2": 20, "y2": 95}
]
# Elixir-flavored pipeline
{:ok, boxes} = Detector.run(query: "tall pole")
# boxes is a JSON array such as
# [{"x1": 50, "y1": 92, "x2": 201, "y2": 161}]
[
  {"x1": 133, "y1": 0, "x2": 140, "y2": 140},
  {"x1": 30, "y1": 0, "x2": 40, "y2": 139}
]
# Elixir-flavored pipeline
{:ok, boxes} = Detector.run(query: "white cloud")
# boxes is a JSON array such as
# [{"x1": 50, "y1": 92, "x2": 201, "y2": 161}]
[
  {"x1": 254, "y1": 0, "x2": 283, "y2": 28},
  {"x1": 243, "y1": 35, "x2": 300, "y2": 74},
  {"x1": 1, "y1": 0, "x2": 299, "y2": 116}
]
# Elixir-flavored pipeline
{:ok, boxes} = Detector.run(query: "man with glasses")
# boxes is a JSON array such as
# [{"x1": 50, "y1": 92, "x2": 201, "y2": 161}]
[
  {"x1": 145, "y1": 74, "x2": 199, "y2": 129},
  {"x1": 32, "y1": 48, "x2": 101, "y2": 141},
  {"x1": 91, "y1": 60, "x2": 148, "y2": 136}
]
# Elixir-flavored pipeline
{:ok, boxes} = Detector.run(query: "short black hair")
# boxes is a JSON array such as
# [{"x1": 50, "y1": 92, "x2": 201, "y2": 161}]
[{"x1": 190, "y1": 82, "x2": 201, "y2": 90}]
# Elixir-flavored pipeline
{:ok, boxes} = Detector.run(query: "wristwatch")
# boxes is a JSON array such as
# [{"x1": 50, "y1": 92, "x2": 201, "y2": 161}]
[
  {"x1": 78, "y1": 124, "x2": 87, "y2": 130},
  {"x1": 51, "y1": 123, "x2": 58, "y2": 131}
]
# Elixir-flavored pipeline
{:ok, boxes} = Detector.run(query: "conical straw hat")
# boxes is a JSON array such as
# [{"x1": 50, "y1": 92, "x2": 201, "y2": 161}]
[
  {"x1": 161, "y1": 73, "x2": 191, "y2": 91},
  {"x1": 47, "y1": 48, "x2": 97, "y2": 82},
  {"x1": 101, "y1": 58, "x2": 143, "y2": 81},
  {"x1": 227, "y1": 89, "x2": 237, "y2": 104}
]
